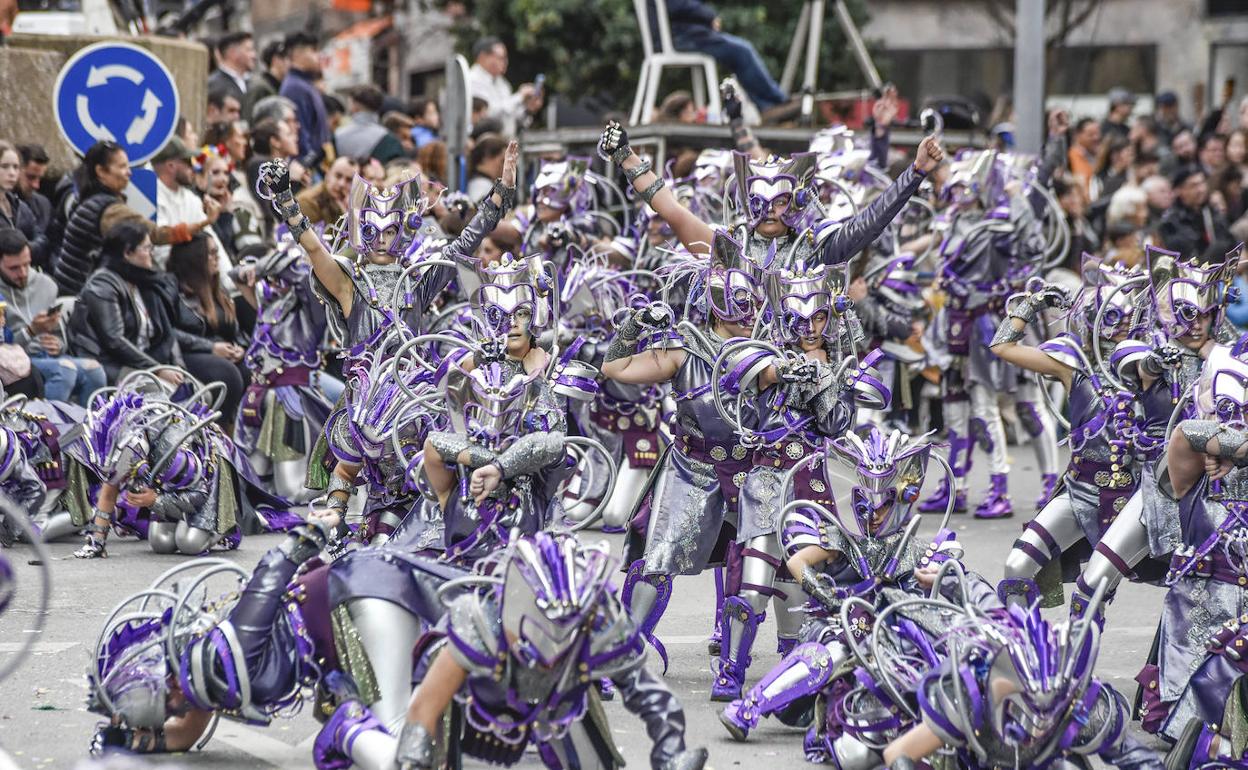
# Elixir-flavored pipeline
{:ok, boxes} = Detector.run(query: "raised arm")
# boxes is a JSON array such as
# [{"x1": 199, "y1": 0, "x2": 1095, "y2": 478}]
[
  {"x1": 256, "y1": 160, "x2": 351, "y2": 311},
  {"x1": 989, "y1": 282, "x2": 1075, "y2": 390},
  {"x1": 600, "y1": 304, "x2": 686, "y2": 384},
  {"x1": 815, "y1": 135, "x2": 944, "y2": 267},
  {"x1": 598, "y1": 121, "x2": 715, "y2": 255},
  {"x1": 722, "y1": 79, "x2": 766, "y2": 162}
]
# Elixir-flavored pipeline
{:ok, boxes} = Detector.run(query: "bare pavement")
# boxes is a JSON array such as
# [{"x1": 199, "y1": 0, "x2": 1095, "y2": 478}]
[{"x1": 0, "y1": 443, "x2": 1170, "y2": 769}]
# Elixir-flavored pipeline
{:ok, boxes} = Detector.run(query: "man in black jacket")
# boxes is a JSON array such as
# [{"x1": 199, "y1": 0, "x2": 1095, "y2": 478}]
[
  {"x1": 653, "y1": 0, "x2": 786, "y2": 113},
  {"x1": 1159, "y1": 165, "x2": 1236, "y2": 263}
]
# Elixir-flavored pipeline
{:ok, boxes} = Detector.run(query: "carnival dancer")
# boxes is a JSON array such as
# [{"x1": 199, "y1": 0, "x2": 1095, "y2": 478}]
[
  {"x1": 72, "y1": 371, "x2": 294, "y2": 558},
  {"x1": 255, "y1": 142, "x2": 518, "y2": 512},
  {"x1": 719, "y1": 425, "x2": 989, "y2": 762},
  {"x1": 992, "y1": 266, "x2": 1150, "y2": 612},
  {"x1": 1071, "y1": 244, "x2": 1239, "y2": 620},
  {"x1": 232, "y1": 234, "x2": 335, "y2": 503},
  {"x1": 596, "y1": 113, "x2": 942, "y2": 278},
  {"x1": 0, "y1": 393, "x2": 92, "y2": 543},
  {"x1": 420, "y1": 250, "x2": 596, "y2": 562},
  {"x1": 881, "y1": 581, "x2": 1164, "y2": 770},
  {"x1": 707, "y1": 259, "x2": 885, "y2": 700},
  {"x1": 558, "y1": 254, "x2": 665, "y2": 530},
  {"x1": 86, "y1": 517, "x2": 462, "y2": 765},
  {"x1": 385, "y1": 530, "x2": 708, "y2": 770},
  {"x1": 514, "y1": 157, "x2": 609, "y2": 274},
  {"x1": 918, "y1": 146, "x2": 1053, "y2": 519},
  {"x1": 1133, "y1": 333, "x2": 1248, "y2": 742}
]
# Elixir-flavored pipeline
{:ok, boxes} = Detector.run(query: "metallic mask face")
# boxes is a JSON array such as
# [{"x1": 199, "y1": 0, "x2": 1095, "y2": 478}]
[
  {"x1": 499, "y1": 533, "x2": 615, "y2": 668},
  {"x1": 1198, "y1": 342, "x2": 1248, "y2": 429},
  {"x1": 828, "y1": 428, "x2": 929, "y2": 539},
  {"x1": 346, "y1": 174, "x2": 429, "y2": 258},
  {"x1": 472, "y1": 253, "x2": 552, "y2": 338},
  {"x1": 1147, "y1": 244, "x2": 1237, "y2": 341},
  {"x1": 533, "y1": 158, "x2": 589, "y2": 212},
  {"x1": 706, "y1": 267, "x2": 763, "y2": 325},
  {"x1": 734, "y1": 152, "x2": 817, "y2": 231}
]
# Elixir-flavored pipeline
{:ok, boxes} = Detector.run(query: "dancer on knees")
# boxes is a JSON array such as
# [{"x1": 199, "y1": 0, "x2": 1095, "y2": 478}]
[{"x1": 389, "y1": 531, "x2": 708, "y2": 770}]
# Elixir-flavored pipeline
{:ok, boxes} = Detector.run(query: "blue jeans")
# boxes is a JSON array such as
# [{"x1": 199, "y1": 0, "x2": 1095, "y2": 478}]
[
  {"x1": 30, "y1": 355, "x2": 107, "y2": 406},
  {"x1": 316, "y1": 372, "x2": 346, "y2": 403},
  {"x1": 680, "y1": 32, "x2": 787, "y2": 111}
]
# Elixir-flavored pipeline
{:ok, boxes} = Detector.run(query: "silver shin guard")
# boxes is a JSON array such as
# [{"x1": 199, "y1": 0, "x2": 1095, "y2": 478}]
[
  {"x1": 347, "y1": 598, "x2": 424, "y2": 726},
  {"x1": 604, "y1": 464, "x2": 648, "y2": 529},
  {"x1": 739, "y1": 535, "x2": 781, "y2": 615},
  {"x1": 545, "y1": 723, "x2": 612, "y2": 770},
  {"x1": 175, "y1": 521, "x2": 218, "y2": 554},
  {"x1": 36, "y1": 511, "x2": 79, "y2": 542},
  {"x1": 347, "y1": 727, "x2": 399, "y2": 770},
  {"x1": 772, "y1": 580, "x2": 806, "y2": 642},
  {"x1": 273, "y1": 459, "x2": 314, "y2": 503},
  {"x1": 1003, "y1": 496, "x2": 1083, "y2": 580},
  {"x1": 628, "y1": 579, "x2": 658, "y2": 624},
  {"x1": 832, "y1": 734, "x2": 882, "y2": 770},
  {"x1": 1078, "y1": 492, "x2": 1149, "y2": 597},
  {"x1": 969, "y1": 384, "x2": 1009, "y2": 474},
  {"x1": 148, "y1": 521, "x2": 178, "y2": 554}
]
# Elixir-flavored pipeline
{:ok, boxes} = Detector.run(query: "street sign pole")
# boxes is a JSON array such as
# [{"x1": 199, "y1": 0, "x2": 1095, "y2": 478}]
[{"x1": 1014, "y1": 0, "x2": 1046, "y2": 154}]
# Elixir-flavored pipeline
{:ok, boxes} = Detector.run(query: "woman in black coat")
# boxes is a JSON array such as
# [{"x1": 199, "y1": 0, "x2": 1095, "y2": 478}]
[{"x1": 69, "y1": 222, "x2": 241, "y2": 425}]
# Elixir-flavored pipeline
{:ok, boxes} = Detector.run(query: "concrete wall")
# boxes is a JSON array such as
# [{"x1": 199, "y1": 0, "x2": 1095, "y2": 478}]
[
  {"x1": 0, "y1": 34, "x2": 209, "y2": 174},
  {"x1": 862, "y1": 0, "x2": 1248, "y2": 121}
]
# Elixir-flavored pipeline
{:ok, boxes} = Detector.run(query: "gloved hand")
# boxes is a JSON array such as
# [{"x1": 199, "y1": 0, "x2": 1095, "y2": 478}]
[
  {"x1": 257, "y1": 159, "x2": 292, "y2": 201},
  {"x1": 1029, "y1": 281, "x2": 1072, "y2": 310},
  {"x1": 720, "y1": 79, "x2": 743, "y2": 121},
  {"x1": 1148, "y1": 342, "x2": 1183, "y2": 370},
  {"x1": 777, "y1": 356, "x2": 821, "y2": 386},
  {"x1": 598, "y1": 120, "x2": 631, "y2": 164},
  {"x1": 637, "y1": 303, "x2": 673, "y2": 328},
  {"x1": 479, "y1": 335, "x2": 507, "y2": 363}
]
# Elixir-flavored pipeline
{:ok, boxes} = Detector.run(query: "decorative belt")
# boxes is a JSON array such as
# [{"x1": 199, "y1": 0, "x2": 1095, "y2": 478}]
[
  {"x1": 751, "y1": 439, "x2": 816, "y2": 470},
  {"x1": 1168, "y1": 546, "x2": 1248, "y2": 588},
  {"x1": 676, "y1": 431, "x2": 748, "y2": 464},
  {"x1": 253, "y1": 364, "x2": 315, "y2": 388},
  {"x1": 1068, "y1": 457, "x2": 1134, "y2": 489}
]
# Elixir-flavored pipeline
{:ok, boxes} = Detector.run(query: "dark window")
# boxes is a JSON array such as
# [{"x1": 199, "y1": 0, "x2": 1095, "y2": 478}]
[
  {"x1": 879, "y1": 44, "x2": 1156, "y2": 123},
  {"x1": 1207, "y1": 0, "x2": 1248, "y2": 17}
]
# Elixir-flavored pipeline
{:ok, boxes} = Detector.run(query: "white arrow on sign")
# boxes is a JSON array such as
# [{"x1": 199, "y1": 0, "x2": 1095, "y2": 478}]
[
  {"x1": 75, "y1": 93, "x2": 116, "y2": 142},
  {"x1": 124, "y1": 89, "x2": 164, "y2": 145},
  {"x1": 86, "y1": 64, "x2": 144, "y2": 88}
]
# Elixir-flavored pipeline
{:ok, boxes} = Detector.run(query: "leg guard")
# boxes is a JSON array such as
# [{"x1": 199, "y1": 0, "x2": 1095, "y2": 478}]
[
  {"x1": 148, "y1": 521, "x2": 178, "y2": 554},
  {"x1": 772, "y1": 575, "x2": 804, "y2": 655},
  {"x1": 708, "y1": 567, "x2": 725, "y2": 657},
  {"x1": 829, "y1": 734, "x2": 881, "y2": 770},
  {"x1": 719, "y1": 641, "x2": 838, "y2": 741},
  {"x1": 712, "y1": 595, "x2": 764, "y2": 701},
  {"x1": 313, "y1": 700, "x2": 389, "y2": 770},
  {"x1": 35, "y1": 511, "x2": 79, "y2": 542},
  {"x1": 1068, "y1": 575, "x2": 1113, "y2": 628},
  {"x1": 973, "y1": 472, "x2": 1013, "y2": 519},
  {"x1": 174, "y1": 521, "x2": 218, "y2": 555},
  {"x1": 970, "y1": 384, "x2": 1009, "y2": 475},
  {"x1": 620, "y1": 559, "x2": 672, "y2": 673},
  {"x1": 1036, "y1": 473, "x2": 1059, "y2": 511},
  {"x1": 346, "y1": 598, "x2": 423, "y2": 726},
  {"x1": 919, "y1": 429, "x2": 968, "y2": 513}
]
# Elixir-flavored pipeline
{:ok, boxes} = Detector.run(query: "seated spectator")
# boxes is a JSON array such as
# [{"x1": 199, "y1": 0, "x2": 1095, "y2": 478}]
[
  {"x1": 55, "y1": 141, "x2": 219, "y2": 297},
  {"x1": 409, "y1": 97, "x2": 441, "y2": 150},
  {"x1": 15, "y1": 144, "x2": 52, "y2": 254},
  {"x1": 0, "y1": 228, "x2": 103, "y2": 405},
  {"x1": 466, "y1": 132, "x2": 507, "y2": 200},
  {"x1": 416, "y1": 140, "x2": 448, "y2": 186},
  {"x1": 68, "y1": 223, "x2": 217, "y2": 392},
  {"x1": 654, "y1": 0, "x2": 787, "y2": 113},
  {"x1": 360, "y1": 157, "x2": 385, "y2": 186},
  {"x1": 336, "y1": 85, "x2": 406, "y2": 164},
  {"x1": 205, "y1": 89, "x2": 243, "y2": 126},
  {"x1": 1214, "y1": 165, "x2": 1246, "y2": 224},
  {"x1": 382, "y1": 111, "x2": 417, "y2": 156},
  {"x1": 1141, "y1": 174, "x2": 1174, "y2": 226},
  {"x1": 657, "y1": 90, "x2": 698, "y2": 123},
  {"x1": 153, "y1": 137, "x2": 224, "y2": 270},
  {"x1": 0, "y1": 295, "x2": 45, "y2": 400},
  {"x1": 203, "y1": 121, "x2": 267, "y2": 249},
  {"x1": 196, "y1": 144, "x2": 262, "y2": 259},
  {"x1": 168, "y1": 234, "x2": 247, "y2": 427},
  {"x1": 0, "y1": 141, "x2": 48, "y2": 267},
  {"x1": 297, "y1": 155, "x2": 359, "y2": 228},
  {"x1": 1199, "y1": 132, "x2": 1229, "y2": 177},
  {"x1": 1159, "y1": 166, "x2": 1235, "y2": 262}
]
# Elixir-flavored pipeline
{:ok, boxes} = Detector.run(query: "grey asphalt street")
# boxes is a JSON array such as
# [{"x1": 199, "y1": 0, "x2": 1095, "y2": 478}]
[{"x1": 0, "y1": 442, "x2": 1170, "y2": 769}]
